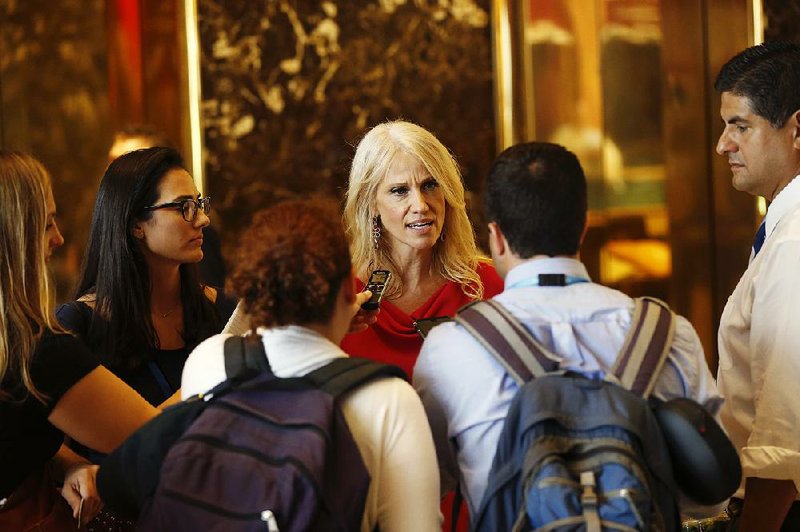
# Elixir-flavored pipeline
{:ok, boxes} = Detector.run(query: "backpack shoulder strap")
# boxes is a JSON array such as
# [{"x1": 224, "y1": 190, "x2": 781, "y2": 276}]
[
  {"x1": 610, "y1": 296, "x2": 676, "y2": 398},
  {"x1": 304, "y1": 357, "x2": 408, "y2": 398},
  {"x1": 223, "y1": 334, "x2": 270, "y2": 380},
  {"x1": 455, "y1": 300, "x2": 560, "y2": 384}
]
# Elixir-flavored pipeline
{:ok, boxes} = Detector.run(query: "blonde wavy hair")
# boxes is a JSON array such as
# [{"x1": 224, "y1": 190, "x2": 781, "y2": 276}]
[
  {"x1": 0, "y1": 151, "x2": 64, "y2": 402},
  {"x1": 343, "y1": 120, "x2": 486, "y2": 299}
]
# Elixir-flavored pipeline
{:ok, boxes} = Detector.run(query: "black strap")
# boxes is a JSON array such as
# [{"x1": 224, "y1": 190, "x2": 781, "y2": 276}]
[
  {"x1": 223, "y1": 335, "x2": 270, "y2": 379},
  {"x1": 305, "y1": 357, "x2": 407, "y2": 398},
  {"x1": 451, "y1": 488, "x2": 464, "y2": 532},
  {"x1": 147, "y1": 360, "x2": 174, "y2": 400}
]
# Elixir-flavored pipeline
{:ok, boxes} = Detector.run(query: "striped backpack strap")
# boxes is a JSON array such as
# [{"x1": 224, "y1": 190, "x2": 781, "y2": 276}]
[
  {"x1": 455, "y1": 300, "x2": 560, "y2": 384},
  {"x1": 610, "y1": 297, "x2": 676, "y2": 398}
]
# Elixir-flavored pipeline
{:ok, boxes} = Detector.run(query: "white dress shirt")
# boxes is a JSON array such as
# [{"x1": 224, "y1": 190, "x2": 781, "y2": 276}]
[
  {"x1": 414, "y1": 257, "x2": 721, "y2": 517},
  {"x1": 718, "y1": 174, "x2": 800, "y2": 497},
  {"x1": 182, "y1": 325, "x2": 441, "y2": 531}
]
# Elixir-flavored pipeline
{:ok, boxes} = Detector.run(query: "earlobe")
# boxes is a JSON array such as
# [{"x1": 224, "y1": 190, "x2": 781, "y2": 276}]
[
  {"x1": 488, "y1": 222, "x2": 506, "y2": 257},
  {"x1": 343, "y1": 272, "x2": 357, "y2": 304},
  {"x1": 132, "y1": 224, "x2": 145, "y2": 240}
]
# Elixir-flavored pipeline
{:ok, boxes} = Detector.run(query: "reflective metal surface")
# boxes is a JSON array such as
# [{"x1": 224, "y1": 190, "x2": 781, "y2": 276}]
[{"x1": 493, "y1": 0, "x2": 762, "y2": 365}]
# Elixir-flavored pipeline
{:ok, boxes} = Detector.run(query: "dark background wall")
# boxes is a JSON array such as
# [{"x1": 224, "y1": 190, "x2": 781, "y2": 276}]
[
  {"x1": 198, "y1": 0, "x2": 496, "y2": 252},
  {"x1": 0, "y1": 0, "x2": 111, "y2": 298},
  {"x1": 764, "y1": 0, "x2": 800, "y2": 42}
]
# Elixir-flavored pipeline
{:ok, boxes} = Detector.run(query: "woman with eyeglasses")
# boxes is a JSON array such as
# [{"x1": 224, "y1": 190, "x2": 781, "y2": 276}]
[{"x1": 57, "y1": 147, "x2": 236, "y2": 412}]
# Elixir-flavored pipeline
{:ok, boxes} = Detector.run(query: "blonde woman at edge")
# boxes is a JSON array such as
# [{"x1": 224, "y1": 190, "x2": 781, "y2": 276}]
[
  {"x1": 0, "y1": 151, "x2": 157, "y2": 530},
  {"x1": 340, "y1": 120, "x2": 503, "y2": 380}
]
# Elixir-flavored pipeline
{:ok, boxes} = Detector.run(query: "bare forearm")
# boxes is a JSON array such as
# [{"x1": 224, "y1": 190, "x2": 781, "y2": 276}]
[
  {"x1": 51, "y1": 444, "x2": 90, "y2": 480},
  {"x1": 739, "y1": 477, "x2": 797, "y2": 531}
]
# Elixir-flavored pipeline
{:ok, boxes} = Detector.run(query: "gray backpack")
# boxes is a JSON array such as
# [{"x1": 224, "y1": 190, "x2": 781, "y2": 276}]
[{"x1": 456, "y1": 297, "x2": 681, "y2": 532}]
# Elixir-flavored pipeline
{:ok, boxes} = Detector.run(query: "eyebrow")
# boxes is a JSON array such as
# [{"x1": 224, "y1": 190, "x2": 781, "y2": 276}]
[
  {"x1": 168, "y1": 193, "x2": 200, "y2": 202},
  {"x1": 726, "y1": 115, "x2": 750, "y2": 125}
]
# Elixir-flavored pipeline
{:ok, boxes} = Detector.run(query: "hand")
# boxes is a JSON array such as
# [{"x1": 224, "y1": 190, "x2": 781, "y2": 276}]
[
  {"x1": 348, "y1": 290, "x2": 379, "y2": 333},
  {"x1": 61, "y1": 463, "x2": 103, "y2": 527}
]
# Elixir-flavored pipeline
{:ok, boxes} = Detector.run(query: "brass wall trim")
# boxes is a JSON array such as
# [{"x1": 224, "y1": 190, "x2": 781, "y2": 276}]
[
  {"x1": 183, "y1": 0, "x2": 205, "y2": 194},
  {"x1": 750, "y1": 0, "x2": 764, "y2": 45},
  {"x1": 491, "y1": 0, "x2": 515, "y2": 152}
]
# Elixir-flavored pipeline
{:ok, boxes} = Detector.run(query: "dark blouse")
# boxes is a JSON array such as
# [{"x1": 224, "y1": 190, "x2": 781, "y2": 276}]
[
  {"x1": 56, "y1": 291, "x2": 237, "y2": 406},
  {"x1": 0, "y1": 329, "x2": 99, "y2": 498}
]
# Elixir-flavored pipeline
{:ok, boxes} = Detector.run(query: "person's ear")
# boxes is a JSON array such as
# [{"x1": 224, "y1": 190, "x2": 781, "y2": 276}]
[
  {"x1": 488, "y1": 221, "x2": 506, "y2": 257},
  {"x1": 131, "y1": 222, "x2": 145, "y2": 240},
  {"x1": 791, "y1": 110, "x2": 800, "y2": 150},
  {"x1": 342, "y1": 271, "x2": 357, "y2": 305}
]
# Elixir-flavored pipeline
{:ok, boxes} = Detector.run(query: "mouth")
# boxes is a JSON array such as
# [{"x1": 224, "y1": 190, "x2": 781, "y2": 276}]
[
  {"x1": 729, "y1": 161, "x2": 744, "y2": 170},
  {"x1": 190, "y1": 236, "x2": 204, "y2": 246},
  {"x1": 406, "y1": 220, "x2": 435, "y2": 232}
]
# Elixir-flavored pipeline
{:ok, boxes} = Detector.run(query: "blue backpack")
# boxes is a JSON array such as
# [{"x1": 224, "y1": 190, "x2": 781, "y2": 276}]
[{"x1": 455, "y1": 297, "x2": 681, "y2": 532}]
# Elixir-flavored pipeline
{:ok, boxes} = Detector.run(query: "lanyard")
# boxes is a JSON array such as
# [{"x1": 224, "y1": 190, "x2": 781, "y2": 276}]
[{"x1": 506, "y1": 273, "x2": 590, "y2": 290}]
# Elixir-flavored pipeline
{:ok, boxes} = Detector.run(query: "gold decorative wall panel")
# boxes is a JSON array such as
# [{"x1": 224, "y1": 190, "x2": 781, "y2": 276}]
[
  {"x1": 196, "y1": 0, "x2": 496, "y2": 246},
  {"x1": 0, "y1": 0, "x2": 112, "y2": 299}
]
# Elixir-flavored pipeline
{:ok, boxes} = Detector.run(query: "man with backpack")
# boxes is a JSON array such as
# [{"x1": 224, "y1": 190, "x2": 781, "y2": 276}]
[{"x1": 413, "y1": 142, "x2": 724, "y2": 529}]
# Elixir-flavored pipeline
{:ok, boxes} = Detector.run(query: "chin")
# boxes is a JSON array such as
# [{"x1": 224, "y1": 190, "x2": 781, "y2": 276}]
[{"x1": 185, "y1": 251, "x2": 204, "y2": 263}]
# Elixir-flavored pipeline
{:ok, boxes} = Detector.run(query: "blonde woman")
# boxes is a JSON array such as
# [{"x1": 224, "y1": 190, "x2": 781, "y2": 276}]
[
  {"x1": 0, "y1": 151, "x2": 157, "y2": 530},
  {"x1": 341, "y1": 120, "x2": 503, "y2": 379}
]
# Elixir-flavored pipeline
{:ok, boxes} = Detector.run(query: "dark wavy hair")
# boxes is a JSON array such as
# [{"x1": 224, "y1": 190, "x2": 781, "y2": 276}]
[
  {"x1": 486, "y1": 142, "x2": 587, "y2": 257},
  {"x1": 715, "y1": 41, "x2": 800, "y2": 128},
  {"x1": 229, "y1": 199, "x2": 352, "y2": 328},
  {"x1": 75, "y1": 147, "x2": 220, "y2": 370}
]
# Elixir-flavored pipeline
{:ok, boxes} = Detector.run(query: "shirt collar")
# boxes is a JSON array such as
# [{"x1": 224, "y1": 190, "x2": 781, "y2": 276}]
[
  {"x1": 504, "y1": 257, "x2": 591, "y2": 288},
  {"x1": 765, "y1": 174, "x2": 800, "y2": 236}
]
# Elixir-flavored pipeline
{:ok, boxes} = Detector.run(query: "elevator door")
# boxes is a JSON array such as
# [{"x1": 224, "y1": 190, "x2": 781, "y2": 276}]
[{"x1": 497, "y1": 0, "x2": 760, "y2": 366}]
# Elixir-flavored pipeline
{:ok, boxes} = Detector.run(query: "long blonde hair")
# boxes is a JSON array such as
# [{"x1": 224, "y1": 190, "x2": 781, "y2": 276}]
[
  {"x1": 343, "y1": 120, "x2": 485, "y2": 299},
  {"x1": 0, "y1": 151, "x2": 63, "y2": 402}
]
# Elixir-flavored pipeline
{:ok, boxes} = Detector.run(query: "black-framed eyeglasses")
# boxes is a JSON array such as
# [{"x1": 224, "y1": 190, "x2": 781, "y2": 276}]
[{"x1": 142, "y1": 197, "x2": 211, "y2": 222}]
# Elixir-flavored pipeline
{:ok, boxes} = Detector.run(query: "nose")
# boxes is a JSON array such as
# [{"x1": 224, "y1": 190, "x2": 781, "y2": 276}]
[
  {"x1": 194, "y1": 207, "x2": 211, "y2": 228},
  {"x1": 410, "y1": 188, "x2": 429, "y2": 213},
  {"x1": 48, "y1": 222, "x2": 65, "y2": 254},
  {"x1": 716, "y1": 130, "x2": 736, "y2": 156}
]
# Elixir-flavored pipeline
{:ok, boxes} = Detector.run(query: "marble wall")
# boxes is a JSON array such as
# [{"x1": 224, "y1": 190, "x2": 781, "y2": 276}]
[
  {"x1": 197, "y1": 0, "x2": 496, "y2": 248},
  {"x1": 764, "y1": 0, "x2": 800, "y2": 43},
  {"x1": 0, "y1": 0, "x2": 112, "y2": 299}
]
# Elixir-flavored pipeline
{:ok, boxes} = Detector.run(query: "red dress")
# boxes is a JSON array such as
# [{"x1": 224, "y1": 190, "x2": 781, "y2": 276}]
[
  {"x1": 341, "y1": 261, "x2": 503, "y2": 532},
  {"x1": 341, "y1": 261, "x2": 503, "y2": 379}
]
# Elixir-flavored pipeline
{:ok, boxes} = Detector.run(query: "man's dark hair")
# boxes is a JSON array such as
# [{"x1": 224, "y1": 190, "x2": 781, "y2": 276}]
[
  {"x1": 715, "y1": 41, "x2": 800, "y2": 128},
  {"x1": 485, "y1": 142, "x2": 586, "y2": 258}
]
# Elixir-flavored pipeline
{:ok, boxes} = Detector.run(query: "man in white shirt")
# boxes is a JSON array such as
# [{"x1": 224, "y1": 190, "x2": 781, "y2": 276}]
[
  {"x1": 715, "y1": 41, "x2": 800, "y2": 531},
  {"x1": 413, "y1": 142, "x2": 721, "y2": 520}
]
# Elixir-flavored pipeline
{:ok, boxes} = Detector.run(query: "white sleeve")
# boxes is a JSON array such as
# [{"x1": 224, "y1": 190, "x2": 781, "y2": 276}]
[
  {"x1": 655, "y1": 315, "x2": 722, "y2": 414},
  {"x1": 414, "y1": 322, "x2": 515, "y2": 514},
  {"x1": 342, "y1": 379, "x2": 441, "y2": 532},
  {"x1": 744, "y1": 239, "x2": 800, "y2": 488},
  {"x1": 180, "y1": 334, "x2": 230, "y2": 399},
  {"x1": 222, "y1": 301, "x2": 252, "y2": 335}
]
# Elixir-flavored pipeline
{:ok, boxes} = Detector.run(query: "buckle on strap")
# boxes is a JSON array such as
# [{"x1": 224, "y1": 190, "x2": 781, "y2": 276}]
[{"x1": 581, "y1": 471, "x2": 602, "y2": 532}]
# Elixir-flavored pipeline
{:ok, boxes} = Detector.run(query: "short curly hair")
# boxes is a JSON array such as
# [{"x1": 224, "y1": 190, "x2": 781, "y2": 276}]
[{"x1": 228, "y1": 199, "x2": 352, "y2": 328}]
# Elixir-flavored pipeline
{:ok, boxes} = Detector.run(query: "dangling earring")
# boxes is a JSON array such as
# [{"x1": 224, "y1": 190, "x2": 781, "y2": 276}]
[
  {"x1": 440, "y1": 228, "x2": 446, "y2": 242},
  {"x1": 372, "y1": 216, "x2": 381, "y2": 250}
]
